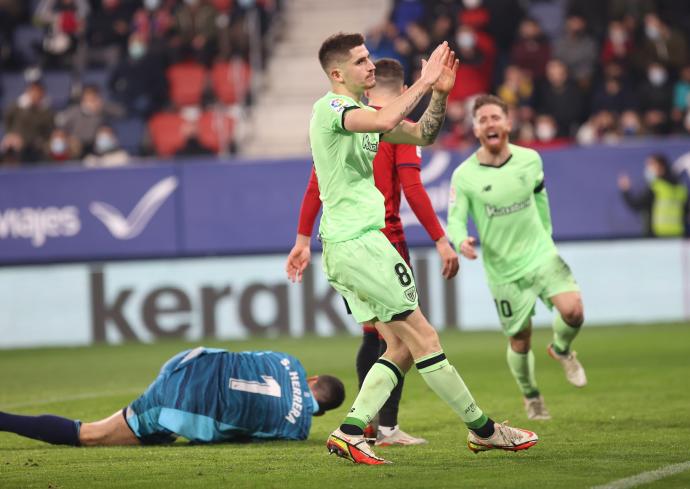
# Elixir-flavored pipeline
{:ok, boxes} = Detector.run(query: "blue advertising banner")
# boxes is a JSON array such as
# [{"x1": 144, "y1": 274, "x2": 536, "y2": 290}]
[
  {"x1": 0, "y1": 165, "x2": 179, "y2": 263},
  {"x1": 180, "y1": 158, "x2": 311, "y2": 255},
  {"x1": 0, "y1": 138, "x2": 689, "y2": 264}
]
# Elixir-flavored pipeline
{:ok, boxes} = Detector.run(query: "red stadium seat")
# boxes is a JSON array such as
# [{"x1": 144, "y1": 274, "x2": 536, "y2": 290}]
[
  {"x1": 167, "y1": 61, "x2": 207, "y2": 107},
  {"x1": 198, "y1": 110, "x2": 235, "y2": 153},
  {"x1": 148, "y1": 112, "x2": 186, "y2": 156},
  {"x1": 210, "y1": 59, "x2": 251, "y2": 105}
]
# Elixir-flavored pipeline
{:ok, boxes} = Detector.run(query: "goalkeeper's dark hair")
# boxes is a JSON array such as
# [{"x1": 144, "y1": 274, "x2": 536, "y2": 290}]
[
  {"x1": 318, "y1": 32, "x2": 365, "y2": 71},
  {"x1": 373, "y1": 58, "x2": 404, "y2": 91},
  {"x1": 472, "y1": 94, "x2": 509, "y2": 117},
  {"x1": 311, "y1": 375, "x2": 345, "y2": 416}
]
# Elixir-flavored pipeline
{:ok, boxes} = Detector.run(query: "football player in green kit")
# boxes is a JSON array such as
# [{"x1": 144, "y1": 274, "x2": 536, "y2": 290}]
[
  {"x1": 302, "y1": 34, "x2": 538, "y2": 465},
  {"x1": 447, "y1": 94, "x2": 587, "y2": 421}
]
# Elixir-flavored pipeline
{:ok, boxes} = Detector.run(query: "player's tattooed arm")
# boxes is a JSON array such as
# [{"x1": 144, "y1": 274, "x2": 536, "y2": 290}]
[
  {"x1": 398, "y1": 89, "x2": 428, "y2": 120},
  {"x1": 418, "y1": 92, "x2": 447, "y2": 144}
]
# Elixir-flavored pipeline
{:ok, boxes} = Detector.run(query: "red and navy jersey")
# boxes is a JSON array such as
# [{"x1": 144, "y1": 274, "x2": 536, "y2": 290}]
[
  {"x1": 374, "y1": 136, "x2": 420, "y2": 242},
  {"x1": 297, "y1": 111, "x2": 444, "y2": 245}
]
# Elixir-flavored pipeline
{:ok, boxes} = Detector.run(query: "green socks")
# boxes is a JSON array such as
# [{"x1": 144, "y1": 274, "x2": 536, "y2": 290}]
[
  {"x1": 506, "y1": 346, "x2": 539, "y2": 398},
  {"x1": 415, "y1": 351, "x2": 488, "y2": 430},
  {"x1": 342, "y1": 358, "x2": 402, "y2": 430},
  {"x1": 553, "y1": 314, "x2": 581, "y2": 354}
]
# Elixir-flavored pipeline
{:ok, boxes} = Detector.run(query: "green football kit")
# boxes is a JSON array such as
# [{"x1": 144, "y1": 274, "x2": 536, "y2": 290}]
[
  {"x1": 309, "y1": 91, "x2": 418, "y2": 323},
  {"x1": 309, "y1": 91, "x2": 489, "y2": 433},
  {"x1": 447, "y1": 144, "x2": 579, "y2": 336}
]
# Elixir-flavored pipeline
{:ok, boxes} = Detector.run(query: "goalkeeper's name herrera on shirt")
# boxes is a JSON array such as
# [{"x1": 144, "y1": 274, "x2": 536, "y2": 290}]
[{"x1": 286, "y1": 370, "x2": 306, "y2": 424}]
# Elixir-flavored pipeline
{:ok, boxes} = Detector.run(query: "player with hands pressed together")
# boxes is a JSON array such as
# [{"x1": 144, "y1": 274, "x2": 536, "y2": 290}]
[{"x1": 297, "y1": 33, "x2": 538, "y2": 465}]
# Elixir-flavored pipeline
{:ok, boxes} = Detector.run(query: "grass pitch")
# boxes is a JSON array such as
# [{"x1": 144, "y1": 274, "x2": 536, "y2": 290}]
[{"x1": 1, "y1": 323, "x2": 689, "y2": 489}]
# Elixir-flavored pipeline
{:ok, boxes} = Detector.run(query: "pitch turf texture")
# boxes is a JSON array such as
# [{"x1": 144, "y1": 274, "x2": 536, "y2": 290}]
[{"x1": 1, "y1": 323, "x2": 688, "y2": 489}]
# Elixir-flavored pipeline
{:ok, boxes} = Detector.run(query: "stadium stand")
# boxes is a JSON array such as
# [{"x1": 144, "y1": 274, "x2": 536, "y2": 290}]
[{"x1": 1, "y1": 0, "x2": 690, "y2": 163}]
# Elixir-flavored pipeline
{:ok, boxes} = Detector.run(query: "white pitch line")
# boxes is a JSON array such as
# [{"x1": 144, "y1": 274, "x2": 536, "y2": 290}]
[
  {"x1": 591, "y1": 461, "x2": 690, "y2": 489},
  {"x1": 0, "y1": 389, "x2": 143, "y2": 410}
]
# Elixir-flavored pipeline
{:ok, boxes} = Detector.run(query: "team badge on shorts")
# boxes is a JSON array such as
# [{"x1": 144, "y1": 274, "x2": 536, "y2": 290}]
[{"x1": 404, "y1": 286, "x2": 417, "y2": 302}]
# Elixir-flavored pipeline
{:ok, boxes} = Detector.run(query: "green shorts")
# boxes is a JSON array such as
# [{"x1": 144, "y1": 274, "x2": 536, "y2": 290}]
[
  {"x1": 488, "y1": 254, "x2": 579, "y2": 337},
  {"x1": 322, "y1": 229, "x2": 418, "y2": 323}
]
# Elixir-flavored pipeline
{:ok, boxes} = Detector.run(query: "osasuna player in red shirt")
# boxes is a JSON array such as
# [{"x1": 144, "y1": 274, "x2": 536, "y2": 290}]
[{"x1": 286, "y1": 58, "x2": 459, "y2": 446}]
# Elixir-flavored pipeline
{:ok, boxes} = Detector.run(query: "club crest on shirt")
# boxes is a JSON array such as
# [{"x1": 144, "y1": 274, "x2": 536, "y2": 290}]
[
  {"x1": 329, "y1": 98, "x2": 347, "y2": 113},
  {"x1": 362, "y1": 134, "x2": 378, "y2": 153},
  {"x1": 404, "y1": 286, "x2": 417, "y2": 302}
]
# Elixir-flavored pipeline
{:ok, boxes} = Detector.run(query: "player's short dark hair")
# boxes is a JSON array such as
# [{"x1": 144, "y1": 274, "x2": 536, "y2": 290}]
[
  {"x1": 373, "y1": 58, "x2": 404, "y2": 91},
  {"x1": 311, "y1": 375, "x2": 345, "y2": 416},
  {"x1": 472, "y1": 94, "x2": 509, "y2": 117},
  {"x1": 318, "y1": 33, "x2": 365, "y2": 71}
]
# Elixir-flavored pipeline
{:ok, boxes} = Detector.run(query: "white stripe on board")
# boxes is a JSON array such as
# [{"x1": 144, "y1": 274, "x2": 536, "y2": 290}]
[
  {"x1": 0, "y1": 389, "x2": 143, "y2": 410},
  {"x1": 591, "y1": 461, "x2": 690, "y2": 489}
]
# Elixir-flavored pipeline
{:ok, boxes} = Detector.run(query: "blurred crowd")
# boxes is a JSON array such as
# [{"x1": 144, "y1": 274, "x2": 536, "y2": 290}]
[
  {"x1": 0, "y1": 0, "x2": 282, "y2": 166},
  {"x1": 2, "y1": 0, "x2": 690, "y2": 168},
  {"x1": 369, "y1": 0, "x2": 690, "y2": 151}
]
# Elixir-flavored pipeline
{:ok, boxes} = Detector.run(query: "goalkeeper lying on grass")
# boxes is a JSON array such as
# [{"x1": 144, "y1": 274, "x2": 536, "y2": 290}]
[{"x1": 0, "y1": 346, "x2": 344, "y2": 446}]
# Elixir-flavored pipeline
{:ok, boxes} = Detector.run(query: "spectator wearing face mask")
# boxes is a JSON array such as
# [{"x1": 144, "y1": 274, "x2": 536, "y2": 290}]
[
  {"x1": 44, "y1": 128, "x2": 82, "y2": 163},
  {"x1": 521, "y1": 114, "x2": 572, "y2": 150},
  {"x1": 633, "y1": 13, "x2": 687, "y2": 76},
  {"x1": 637, "y1": 62, "x2": 672, "y2": 134},
  {"x1": 619, "y1": 110, "x2": 644, "y2": 138},
  {"x1": 83, "y1": 125, "x2": 130, "y2": 167},
  {"x1": 55, "y1": 84, "x2": 125, "y2": 155},
  {"x1": 448, "y1": 24, "x2": 496, "y2": 102},
  {"x1": 108, "y1": 33, "x2": 169, "y2": 117},
  {"x1": 1, "y1": 81, "x2": 54, "y2": 164},
  {"x1": 618, "y1": 153, "x2": 689, "y2": 237},
  {"x1": 575, "y1": 110, "x2": 621, "y2": 145}
]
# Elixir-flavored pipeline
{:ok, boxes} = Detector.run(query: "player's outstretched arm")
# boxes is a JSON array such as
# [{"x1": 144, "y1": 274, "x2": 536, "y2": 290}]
[
  {"x1": 382, "y1": 50, "x2": 459, "y2": 146},
  {"x1": 343, "y1": 42, "x2": 451, "y2": 134},
  {"x1": 286, "y1": 234, "x2": 311, "y2": 283}
]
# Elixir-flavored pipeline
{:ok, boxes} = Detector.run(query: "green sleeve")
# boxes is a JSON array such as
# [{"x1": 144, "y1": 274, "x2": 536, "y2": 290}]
[
  {"x1": 534, "y1": 185, "x2": 553, "y2": 236},
  {"x1": 447, "y1": 173, "x2": 470, "y2": 251},
  {"x1": 532, "y1": 153, "x2": 552, "y2": 235},
  {"x1": 316, "y1": 96, "x2": 358, "y2": 134}
]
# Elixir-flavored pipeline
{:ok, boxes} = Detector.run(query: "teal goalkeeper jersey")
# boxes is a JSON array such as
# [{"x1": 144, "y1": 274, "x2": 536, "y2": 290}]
[
  {"x1": 447, "y1": 144, "x2": 557, "y2": 284},
  {"x1": 309, "y1": 92, "x2": 384, "y2": 242}
]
